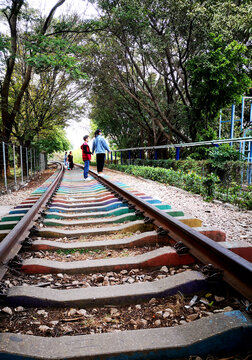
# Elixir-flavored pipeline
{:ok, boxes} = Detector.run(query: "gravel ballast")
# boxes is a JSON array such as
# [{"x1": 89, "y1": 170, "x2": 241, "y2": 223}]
[{"x1": 100, "y1": 167, "x2": 252, "y2": 244}]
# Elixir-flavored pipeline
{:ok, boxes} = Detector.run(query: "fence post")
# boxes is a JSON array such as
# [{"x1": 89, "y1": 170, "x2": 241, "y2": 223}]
[
  {"x1": 248, "y1": 163, "x2": 251, "y2": 185},
  {"x1": 115, "y1": 151, "x2": 117, "y2": 164},
  {"x1": 175, "y1": 147, "x2": 180, "y2": 160},
  {"x1": 247, "y1": 141, "x2": 252, "y2": 185},
  {"x1": 139, "y1": 150, "x2": 142, "y2": 159},
  {"x1": 13, "y1": 145, "x2": 17, "y2": 185},
  {"x1": 30, "y1": 149, "x2": 33, "y2": 175},
  {"x1": 218, "y1": 109, "x2": 222, "y2": 139},
  {"x1": 26, "y1": 148, "x2": 29, "y2": 177},
  {"x1": 121, "y1": 151, "x2": 123, "y2": 165},
  {"x1": 20, "y1": 146, "x2": 23, "y2": 183},
  {"x1": 33, "y1": 149, "x2": 36, "y2": 173},
  {"x1": 2, "y1": 142, "x2": 7, "y2": 190},
  {"x1": 154, "y1": 150, "x2": 158, "y2": 160},
  {"x1": 110, "y1": 151, "x2": 113, "y2": 163},
  {"x1": 128, "y1": 150, "x2": 131, "y2": 163},
  {"x1": 40, "y1": 152, "x2": 46, "y2": 171},
  {"x1": 230, "y1": 104, "x2": 235, "y2": 146}
]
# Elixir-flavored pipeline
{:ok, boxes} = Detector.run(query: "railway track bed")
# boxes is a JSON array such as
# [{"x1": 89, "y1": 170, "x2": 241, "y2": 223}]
[
  {"x1": 0, "y1": 291, "x2": 242, "y2": 336},
  {"x1": 0, "y1": 165, "x2": 251, "y2": 359}
]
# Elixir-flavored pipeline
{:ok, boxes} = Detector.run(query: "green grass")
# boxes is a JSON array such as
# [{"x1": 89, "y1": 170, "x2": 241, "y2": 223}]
[
  {"x1": 56, "y1": 248, "x2": 102, "y2": 255},
  {"x1": 72, "y1": 148, "x2": 82, "y2": 164},
  {"x1": 72, "y1": 148, "x2": 96, "y2": 165}
]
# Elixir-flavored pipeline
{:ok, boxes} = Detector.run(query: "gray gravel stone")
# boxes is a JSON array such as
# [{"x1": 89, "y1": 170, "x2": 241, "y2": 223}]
[{"x1": 103, "y1": 169, "x2": 251, "y2": 243}]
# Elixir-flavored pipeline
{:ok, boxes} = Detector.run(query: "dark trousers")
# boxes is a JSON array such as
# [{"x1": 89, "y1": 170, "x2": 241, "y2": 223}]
[{"x1": 96, "y1": 153, "x2": 105, "y2": 173}]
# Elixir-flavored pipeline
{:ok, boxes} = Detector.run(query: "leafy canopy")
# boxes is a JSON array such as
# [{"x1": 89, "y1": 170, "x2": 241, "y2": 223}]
[
  {"x1": 187, "y1": 33, "x2": 251, "y2": 121},
  {"x1": 33, "y1": 127, "x2": 71, "y2": 154}
]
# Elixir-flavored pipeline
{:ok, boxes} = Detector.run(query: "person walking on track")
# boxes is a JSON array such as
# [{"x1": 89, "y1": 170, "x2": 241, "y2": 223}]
[
  {"x1": 67, "y1": 151, "x2": 74, "y2": 170},
  {"x1": 63, "y1": 151, "x2": 68, "y2": 168},
  {"x1": 81, "y1": 135, "x2": 92, "y2": 181},
  {"x1": 92, "y1": 129, "x2": 110, "y2": 176}
]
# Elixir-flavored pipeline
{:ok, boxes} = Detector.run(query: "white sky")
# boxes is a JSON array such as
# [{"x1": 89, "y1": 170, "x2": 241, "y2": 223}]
[
  {"x1": 28, "y1": 0, "x2": 99, "y2": 18},
  {"x1": 27, "y1": 0, "x2": 99, "y2": 149}
]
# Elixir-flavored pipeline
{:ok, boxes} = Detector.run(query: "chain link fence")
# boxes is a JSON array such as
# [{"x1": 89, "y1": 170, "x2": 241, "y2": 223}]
[{"x1": 0, "y1": 141, "x2": 47, "y2": 193}]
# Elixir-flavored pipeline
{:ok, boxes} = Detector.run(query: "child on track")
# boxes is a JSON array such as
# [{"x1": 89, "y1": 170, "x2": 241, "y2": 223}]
[{"x1": 80, "y1": 135, "x2": 92, "y2": 180}]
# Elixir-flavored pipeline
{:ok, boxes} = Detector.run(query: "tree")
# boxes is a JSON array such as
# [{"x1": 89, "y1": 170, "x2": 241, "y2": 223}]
[
  {"x1": 12, "y1": 66, "x2": 87, "y2": 147},
  {"x1": 187, "y1": 34, "x2": 251, "y2": 139},
  {"x1": 0, "y1": 0, "x2": 67, "y2": 143},
  {"x1": 33, "y1": 126, "x2": 71, "y2": 154},
  {"x1": 90, "y1": 85, "x2": 158, "y2": 149},
  {"x1": 87, "y1": 37, "x2": 168, "y2": 148},
  {"x1": 0, "y1": 1, "x2": 94, "y2": 176},
  {"x1": 92, "y1": 0, "x2": 251, "y2": 143}
]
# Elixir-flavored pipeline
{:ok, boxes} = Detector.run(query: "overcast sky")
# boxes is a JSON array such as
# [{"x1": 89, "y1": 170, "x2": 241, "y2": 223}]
[{"x1": 28, "y1": 0, "x2": 99, "y2": 18}]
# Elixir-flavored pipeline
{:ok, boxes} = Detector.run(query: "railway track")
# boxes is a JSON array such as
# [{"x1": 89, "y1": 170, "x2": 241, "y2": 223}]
[{"x1": 0, "y1": 163, "x2": 251, "y2": 359}]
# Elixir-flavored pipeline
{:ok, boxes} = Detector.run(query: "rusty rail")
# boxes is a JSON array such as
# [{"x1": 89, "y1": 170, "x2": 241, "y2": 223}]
[
  {"x1": 89, "y1": 169, "x2": 252, "y2": 301},
  {"x1": 0, "y1": 163, "x2": 64, "y2": 279}
]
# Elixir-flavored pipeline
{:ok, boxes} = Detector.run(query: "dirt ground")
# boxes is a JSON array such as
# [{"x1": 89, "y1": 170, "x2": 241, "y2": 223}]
[{"x1": 0, "y1": 166, "x2": 57, "y2": 211}]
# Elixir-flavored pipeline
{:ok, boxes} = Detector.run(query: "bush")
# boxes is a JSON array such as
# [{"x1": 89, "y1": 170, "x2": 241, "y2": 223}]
[
  {"x1": 120, "y1": 154, "x2": 246, "y2": 185},
  {"x1": 105, "y1": 163, "x2": 251, "y2": 210},
  {"x1": 208, "y1": 144, "x2": 242, "y2": 163},
  {"x1": 202, "y1": 173, "x2": 219, "y2": 200},
  {"x1": 106, "y1": 164, "x2": 203, "y2": 194}
]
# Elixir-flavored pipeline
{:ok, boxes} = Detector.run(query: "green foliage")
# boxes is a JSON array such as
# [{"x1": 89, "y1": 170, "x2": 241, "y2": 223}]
[
  {"x1": 202, "y1": 173, "x2": 219, "y2": 200},
  {"x1": 72, "y1": 149, "x2": 83, "y2": 163},
  {"x1": 0, "y1": 34, "x2": 10, "y2": 54},
  {"x1": 12, "y1": 65, "x2": 87, "y2": 148},
  {"x1": 187, "y1": 34, "x2": 251, "y2": 130},
  {"x1": 208, "y1": 144, "x2": 243, "y2": 163},
  {"x1": 216, "y1": 182, "x2": 252, "y2": 210},
  {"x1": 33, "y1": 128, "x2": 70, "y2": 154},
  {"x1": 196, "y1": 127, "x2": 218, "y2": 142},
  {"x1": 2, "y1": 0, "x2": 251, "y2": 156},
  {"x1": 134, "y1": 158, "x2": 203, "y2": 174},
  {"x1": 93, "y1": 0, "x2": 251, "y2": 143},
  {"x1": 0, "y1": 1, "x2": 94, "y2": 150},
  {"x1": 208, "y1": 144, "x2": 245, "y2": 181},
  {"x1": 188, "y1": 127, "x2": 217, "y2": 160},
  {"x1": 129, "y1": 153, "x2": 247, "y2": 186},
  {"x1": 25, "y1": 35, "x2": 88, "y2": 80},
  {"x1": 108, "y1": 164, "x2": 204, "y2": 192},
  {"x1": 89, "y1": 74, "x2": 159, "y2": 149},
  {"x1": 106, "y1": 160, "x2": 251, "y2": 209}
]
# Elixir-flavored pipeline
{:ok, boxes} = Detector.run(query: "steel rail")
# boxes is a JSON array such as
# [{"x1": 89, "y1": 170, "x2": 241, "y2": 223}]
[
  {"x1": 0, "y1": 163, "x2": 64, "y2": 279},
  {"x1": 89, "y1": 169, "x2": 252, "y2": 301}
]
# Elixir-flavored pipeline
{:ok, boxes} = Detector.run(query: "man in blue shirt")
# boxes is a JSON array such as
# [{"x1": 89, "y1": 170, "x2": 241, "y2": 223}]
[{"x1": 92, "y1": 129, "x2": 110, "y2": 175}]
